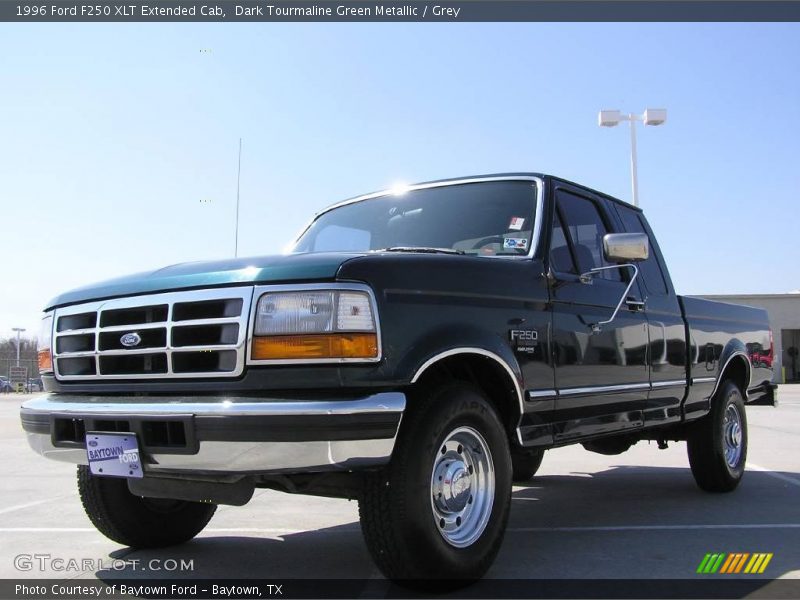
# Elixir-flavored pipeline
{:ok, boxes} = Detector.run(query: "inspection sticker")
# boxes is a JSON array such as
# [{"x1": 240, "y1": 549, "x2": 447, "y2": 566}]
[
  {"x1": 508, "y1": 217, "x2": 526, "y2": 231},
  {"x1": 503, "y1": 238, "x2": 528, "y2": 249}
]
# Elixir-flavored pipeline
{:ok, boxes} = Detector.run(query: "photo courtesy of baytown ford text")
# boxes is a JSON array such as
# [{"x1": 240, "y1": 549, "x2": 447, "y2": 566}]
[{"x1": 0, "y1": 1, "x2": 799, "y2": 598}]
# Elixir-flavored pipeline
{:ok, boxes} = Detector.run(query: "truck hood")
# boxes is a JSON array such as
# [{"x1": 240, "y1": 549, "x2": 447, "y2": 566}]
[{"x1": 46, "y1": 252, "x2": 365, "y2": 309}]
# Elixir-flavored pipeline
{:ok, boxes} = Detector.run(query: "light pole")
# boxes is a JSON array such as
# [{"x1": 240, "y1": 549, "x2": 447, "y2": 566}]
[
  {"x1": 598, "y1": 108, "x2": 667, "y2": 207},
  {"x1": 12, "y1": 327, "x2": 25, "y2": 367}
]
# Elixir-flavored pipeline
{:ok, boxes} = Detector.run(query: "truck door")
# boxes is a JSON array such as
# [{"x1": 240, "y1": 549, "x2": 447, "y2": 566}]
[
  {"x1": 612, "y1": 203, "x2": 686, "y2": 426},
  {"x1": 548, "y1": 186, "x2": 650, "y2": 441}
]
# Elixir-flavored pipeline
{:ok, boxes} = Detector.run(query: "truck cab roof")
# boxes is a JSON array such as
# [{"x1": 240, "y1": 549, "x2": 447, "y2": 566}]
[{"x1": 330, "y1": 172, "x2": 642, "y2": 215}]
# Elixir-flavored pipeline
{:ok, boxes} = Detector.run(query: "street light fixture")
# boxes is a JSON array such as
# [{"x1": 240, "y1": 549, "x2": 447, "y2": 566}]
[
  {"x1": 11, "y1": 327, "x2": 26, "y2": 367},
  {"x1": 598, "y1": 108, "x2": 667, "y2": 207}
]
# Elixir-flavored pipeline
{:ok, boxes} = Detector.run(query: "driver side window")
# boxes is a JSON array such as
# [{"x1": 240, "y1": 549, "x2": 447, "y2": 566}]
[{"x1": 550, "y1": 190, "x2": 620, "y2": 281}]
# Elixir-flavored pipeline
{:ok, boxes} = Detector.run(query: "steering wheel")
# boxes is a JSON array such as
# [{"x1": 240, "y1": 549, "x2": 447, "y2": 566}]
[{"x1": 471, "y1": 236, "x2": 506, "y2": 250}]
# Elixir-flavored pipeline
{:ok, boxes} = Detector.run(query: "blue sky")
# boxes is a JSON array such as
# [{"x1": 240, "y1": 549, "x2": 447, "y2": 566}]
[{"x1": 1, "y1": 22, "x2": 798, "y2": 336}]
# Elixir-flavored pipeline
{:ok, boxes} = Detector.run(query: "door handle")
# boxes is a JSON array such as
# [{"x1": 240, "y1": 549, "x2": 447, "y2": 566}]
[{"x1": 625, "y1": 298, "x2": 645, "y2": 312}]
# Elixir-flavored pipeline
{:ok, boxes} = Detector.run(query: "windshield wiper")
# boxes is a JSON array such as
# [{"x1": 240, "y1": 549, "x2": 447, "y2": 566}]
[{"x1": 381, "y1": 246, "x2": 465, "y2": 255}]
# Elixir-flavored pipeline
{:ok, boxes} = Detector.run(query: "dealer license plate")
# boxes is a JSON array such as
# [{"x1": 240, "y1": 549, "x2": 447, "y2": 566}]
[{"x1": 85, "y1": 432, "x2": 144, "y2": 479}]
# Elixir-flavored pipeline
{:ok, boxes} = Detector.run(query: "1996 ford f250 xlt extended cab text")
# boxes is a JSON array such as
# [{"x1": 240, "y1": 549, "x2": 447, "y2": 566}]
[{"x1": 21, "y1": 174, "x2": 777, "y2": 584}]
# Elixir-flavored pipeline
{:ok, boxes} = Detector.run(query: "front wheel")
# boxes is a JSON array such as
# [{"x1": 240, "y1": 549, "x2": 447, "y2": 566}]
[
  {"x1": 77, "y1": 466, "x2": 217, "y2": 548},
  {"x1": 687, "y1": 380, "x2": 748, "y2": 493},
  {"x1": 359, "y1": 384, "x2": 512, "y2": 584}
]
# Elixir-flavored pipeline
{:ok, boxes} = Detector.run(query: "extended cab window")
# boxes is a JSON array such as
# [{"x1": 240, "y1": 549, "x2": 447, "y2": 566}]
[
  {"x1": 554, "y1": 190, "x2": 620, "y2": 281},
  {"x1": 292, "y1": 181, "x2": 537, "y2": 257},
  {"x1": 614, "y1": 205, "x2": 668, "y2": 295},
  {"x1": 549, "y1": 211, "x2": 575, "y2": 273}
]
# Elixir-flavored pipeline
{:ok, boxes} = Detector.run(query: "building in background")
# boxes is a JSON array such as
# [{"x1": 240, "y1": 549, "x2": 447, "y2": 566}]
[{"x1": 697, "y1": 293, "x2": 800, "y2": 384}]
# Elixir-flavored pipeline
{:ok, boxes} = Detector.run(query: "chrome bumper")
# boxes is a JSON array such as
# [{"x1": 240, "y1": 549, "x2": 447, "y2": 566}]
[{"x1": 20, "y1": 392, "x2": 405, "y2": 475}]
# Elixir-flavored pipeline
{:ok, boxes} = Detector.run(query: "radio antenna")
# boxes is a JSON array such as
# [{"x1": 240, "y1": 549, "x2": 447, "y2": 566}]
[{"x1": 234, "y1": 138, "x2": 242, "y2": 257}]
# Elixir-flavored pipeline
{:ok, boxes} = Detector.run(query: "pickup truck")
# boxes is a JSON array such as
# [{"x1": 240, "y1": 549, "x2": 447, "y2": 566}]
[
  {"x1": 21, "y1": 174, "x2": 777, "y2": 584},
  {"x1": 746, "y1": 342, "x2": 774, "y2": 369}
]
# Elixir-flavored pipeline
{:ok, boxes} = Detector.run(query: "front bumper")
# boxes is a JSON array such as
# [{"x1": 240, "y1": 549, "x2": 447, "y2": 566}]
[{"x1": 20, "y1": 392, "x2": 405, "y2": 475}]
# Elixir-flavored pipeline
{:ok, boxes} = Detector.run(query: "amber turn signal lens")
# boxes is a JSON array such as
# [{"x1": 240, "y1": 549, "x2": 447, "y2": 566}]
[
  {"x1": 38, "y1": 349, "x2": 53, "y2": 372},
  {"x1": 251, "y1": 333, "x2": 378, "y2": 360}
]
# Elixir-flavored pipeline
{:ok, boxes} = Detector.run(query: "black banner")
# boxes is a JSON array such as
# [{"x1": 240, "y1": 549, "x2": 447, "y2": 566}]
[
  {"x1": 3, "y1": 1, "x2": 800, "y2": 23},
  {"x1": 4, "y1": 579, "x2": 800, "y2": 599}
]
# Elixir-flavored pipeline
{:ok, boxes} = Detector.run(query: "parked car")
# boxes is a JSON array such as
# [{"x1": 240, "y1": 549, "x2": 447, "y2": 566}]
[
  {"x1": 20, "y1": 174, "x2": 777, "y2": 585},
  {"x1": 0, "y1": 377, "x2": 11, "y2": 393},
  {"x1": 26, "y1": 378, "x2": 43, "y2": 393}
]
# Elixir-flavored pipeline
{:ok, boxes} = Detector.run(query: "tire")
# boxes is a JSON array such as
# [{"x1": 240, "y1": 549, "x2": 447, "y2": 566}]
[
  {"x1": 359, "y1": 384, "x2": 512, "y2": 585},
  {"x1": 77, "y1": 466, "x2": 217, "y2": 548},
  {"x1": 511, "y1": 449, "x2": 544, "y2": 482},
  {"x1": 687, "y1": 380, "x2": 748, "y2": 493}
]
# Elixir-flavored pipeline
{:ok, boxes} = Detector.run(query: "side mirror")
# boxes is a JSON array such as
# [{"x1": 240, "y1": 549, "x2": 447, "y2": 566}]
[{"x1": 603, "y1": 233, "x2": 649, "y2": 263}]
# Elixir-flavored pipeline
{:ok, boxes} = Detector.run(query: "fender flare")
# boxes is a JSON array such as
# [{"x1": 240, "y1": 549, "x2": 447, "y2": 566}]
[
  {"x1": 400, "y1": 326, "x2": 525, "y2": 442},
  {"x1": 710, "y1": 338, "x2": 752, "y2": 400}
]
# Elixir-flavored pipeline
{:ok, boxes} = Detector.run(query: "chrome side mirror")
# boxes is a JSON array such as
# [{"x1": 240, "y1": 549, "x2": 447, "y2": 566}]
[{"x1": 603, "y1": 233, "x2": 649, "y2": 263}]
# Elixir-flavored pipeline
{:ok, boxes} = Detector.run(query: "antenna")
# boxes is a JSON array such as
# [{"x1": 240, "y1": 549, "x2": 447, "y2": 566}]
[{"x1": 234, "y1": 138, "x2": 242, "y2": 257}]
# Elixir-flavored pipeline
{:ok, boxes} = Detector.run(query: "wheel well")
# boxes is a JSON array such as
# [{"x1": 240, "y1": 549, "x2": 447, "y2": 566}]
[
  {"x1": 720, "y1": 354, "x2": 750, "y2": 396},
  {"x1": 410, "y1": 353, "x2": 521, "y2": 442}
]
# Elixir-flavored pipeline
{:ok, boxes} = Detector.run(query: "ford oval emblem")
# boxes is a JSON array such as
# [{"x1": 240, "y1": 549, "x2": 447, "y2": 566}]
[
  {"x1": 120, "y1": 332, "x2": 142, "y2": 348},
  {"x1": 88, "y1": 440, "x2": 98, "y2": 447}
]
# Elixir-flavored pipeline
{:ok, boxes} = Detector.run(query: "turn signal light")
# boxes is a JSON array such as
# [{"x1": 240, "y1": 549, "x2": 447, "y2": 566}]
[
  {"x1": 38, "y1": 349, "x2": 53, "y2": 372},
  {"x1": 251, "y1": 333, "x2": 378, "y2": 361}
]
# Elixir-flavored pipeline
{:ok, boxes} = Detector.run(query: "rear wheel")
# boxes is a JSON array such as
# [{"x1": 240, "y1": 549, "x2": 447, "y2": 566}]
[
  {"x1": 511, "y1": 449, "x2": 544, "y2": 482},
  {"x1": 359, "y1": 384, "x2": 512, "y2": 585},
  {"x1": 77, "y1": 466, "x2": 217, "y2": 548},
  {"x1": 687, "y1": 380, "x2": 748, "y2": 493}
]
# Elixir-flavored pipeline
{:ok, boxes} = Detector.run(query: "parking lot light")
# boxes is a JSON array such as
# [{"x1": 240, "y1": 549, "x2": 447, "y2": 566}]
[
  {"x1": 598, "y1": 108, "x2": 667, "y2": 207},
  {"x1": 11, "y1": 327, "x2": 25, "y2": 367}
]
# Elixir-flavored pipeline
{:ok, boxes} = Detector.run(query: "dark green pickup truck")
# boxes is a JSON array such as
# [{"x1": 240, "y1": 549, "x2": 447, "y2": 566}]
[{"x1": 21, "y1": 174, "x2": 776, "y2": 584}]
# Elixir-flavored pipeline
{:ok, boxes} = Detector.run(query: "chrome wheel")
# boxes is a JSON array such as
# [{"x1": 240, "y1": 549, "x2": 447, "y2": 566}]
[
  {"x1": 723, "y1": 403, "x2": 743, "y2": 468},
  {"x1": 430, "y1": 426, "x2": 495, "y2": 548}
]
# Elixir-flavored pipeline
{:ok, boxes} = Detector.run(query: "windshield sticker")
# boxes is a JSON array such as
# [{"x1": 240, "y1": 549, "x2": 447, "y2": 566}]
[
  {"x1": 503, "y1": 238, "x2": 528, "y2": 250},
  {"x1": 508, "y1": 217, "x2": 526, "y2": 231}
]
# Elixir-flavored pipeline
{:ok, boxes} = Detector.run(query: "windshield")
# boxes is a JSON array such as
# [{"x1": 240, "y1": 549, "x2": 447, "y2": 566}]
[{"x1": 292, "y1": 180, "x2": 537, "y2": 257}]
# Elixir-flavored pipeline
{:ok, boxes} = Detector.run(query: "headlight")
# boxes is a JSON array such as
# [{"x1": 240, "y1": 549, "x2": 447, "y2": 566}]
[
  {"x1": 251, "y1": 289, "x2": 379, "y2": 361},
  {"x1": 38, "y1": 313, "x2": 54, "y2": 373}
]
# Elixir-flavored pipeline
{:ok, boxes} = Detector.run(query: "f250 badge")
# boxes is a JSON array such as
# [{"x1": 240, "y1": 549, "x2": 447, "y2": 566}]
[{"x1": 510, "y1": 329, "x2": 538, "y2": 354}]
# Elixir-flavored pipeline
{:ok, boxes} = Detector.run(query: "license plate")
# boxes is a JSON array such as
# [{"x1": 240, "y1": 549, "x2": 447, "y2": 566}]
[{"x1": 85, "y1": 432, "x2": 144, "y2": 479}]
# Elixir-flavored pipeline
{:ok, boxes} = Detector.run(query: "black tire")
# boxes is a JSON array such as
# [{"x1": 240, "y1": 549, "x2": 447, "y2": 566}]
[
  {"x1": 511, "y1": 449, "x2": 544, "y2": 482},
  {"x1": 687, "y1": 380, "x2": 748, "y2": 493},
  {"x1": 359, "y1": 384, "x2": 512, "y2": 585},
  {"x1": 77, "y1": 466, "x2": 217, "y2": 548}
]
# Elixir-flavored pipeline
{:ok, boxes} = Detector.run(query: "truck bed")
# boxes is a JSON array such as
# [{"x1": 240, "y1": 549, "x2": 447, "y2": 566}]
[{"x1": 680, "y1": 295, "x2": 775, "y2": 410}]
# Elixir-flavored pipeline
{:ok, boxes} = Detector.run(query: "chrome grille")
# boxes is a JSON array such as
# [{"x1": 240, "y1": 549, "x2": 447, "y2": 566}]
[{"x1": 53, "y1": 287, "x2": 254, "y2": 380}]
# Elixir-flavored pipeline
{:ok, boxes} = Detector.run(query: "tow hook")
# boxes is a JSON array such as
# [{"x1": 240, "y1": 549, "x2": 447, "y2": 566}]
[{"x1": 657, "y1": 440, "x2": 669, "y2": 450}]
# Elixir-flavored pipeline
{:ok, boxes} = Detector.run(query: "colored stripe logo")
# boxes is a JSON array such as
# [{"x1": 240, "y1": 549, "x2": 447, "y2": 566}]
[{"x1": 697, "y1": 553, "x2": 773, "y2": 574}]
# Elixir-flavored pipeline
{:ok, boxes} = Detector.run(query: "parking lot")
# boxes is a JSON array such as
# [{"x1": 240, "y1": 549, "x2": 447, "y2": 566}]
[{"x1": 1, "y1": 386, "x2": 798, "y2": 592}]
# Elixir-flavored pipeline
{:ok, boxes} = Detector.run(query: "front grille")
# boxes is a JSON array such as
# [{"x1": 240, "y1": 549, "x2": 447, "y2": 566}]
[{"x1": 53, "y1": 287, "x2": 253, "y2": 380}]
